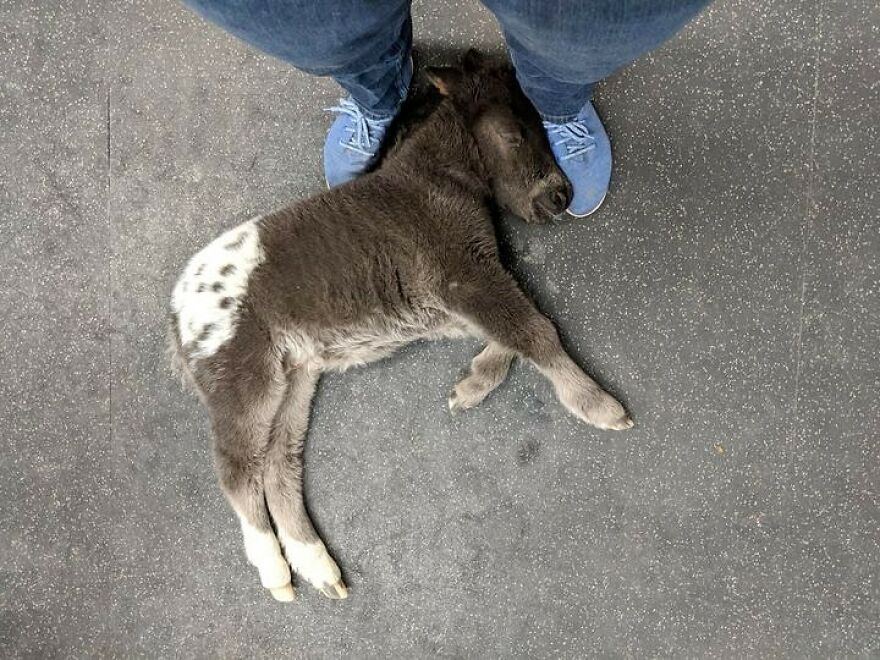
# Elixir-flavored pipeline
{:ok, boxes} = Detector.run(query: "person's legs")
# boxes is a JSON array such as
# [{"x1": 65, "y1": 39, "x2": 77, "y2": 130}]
[
  {"x1": 185, "y1": 0, "x2": 411, "y2": 115},
  {"x1": 483, "y1": 0, "x2": 711, "y2": 215},
  {"x1": 184, "y1": 0, "x2": 413, "y2": 185},
  {"x1": 484, "y1": 0, "x2": 710, "y2": 121}
]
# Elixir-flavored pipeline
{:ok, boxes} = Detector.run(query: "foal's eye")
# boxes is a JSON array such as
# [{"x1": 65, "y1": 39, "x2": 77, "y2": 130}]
[
  {"x1": 498, "y1": 127, "x2": 523, "y2": 148},
  {"x1": 480, "y1": 113, "x2": 525, "y2": 150}
]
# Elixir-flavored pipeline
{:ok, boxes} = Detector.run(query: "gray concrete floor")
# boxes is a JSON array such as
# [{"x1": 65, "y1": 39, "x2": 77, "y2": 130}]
[{"x1": 1, "y1": 0, "x2": 878, "y2": 656}]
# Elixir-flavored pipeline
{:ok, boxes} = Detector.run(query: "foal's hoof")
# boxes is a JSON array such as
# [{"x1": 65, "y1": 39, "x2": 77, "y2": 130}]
[
  {"x1": 566, "y1": 387, "x2": 635, "y2": 431},
  {"x1": 591, "y1": 407, "x2": 635, "y2": 431},
  {"x1": 319, "y1": 579, "x2": 349, "y2": 600},
  {"x1": 448, "y1": 381, "x2": 490, "y2": 413},
  {"x1": 448, "y1": 391, "x2": 464, "y2": 414},
  {"x1": 270, "y1": 584, "x2": 296, "y2": 602}
]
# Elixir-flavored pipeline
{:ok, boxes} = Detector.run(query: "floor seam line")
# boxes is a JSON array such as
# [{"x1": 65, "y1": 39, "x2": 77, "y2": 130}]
[
  {"x1": 791, "y1": 0, "x2": 825, "y2": 432},
  {"x1": 107, "y1": 85, "x2": 113, "y2": 443}
]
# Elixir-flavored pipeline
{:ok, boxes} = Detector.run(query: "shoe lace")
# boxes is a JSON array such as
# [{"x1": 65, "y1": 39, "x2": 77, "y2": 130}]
[
  {"x1": 543, "y1": 119, "x2": 596, "y2": 160},
  {"x1": 326, "y1": 98, "x2": 388, "y2": 157}
]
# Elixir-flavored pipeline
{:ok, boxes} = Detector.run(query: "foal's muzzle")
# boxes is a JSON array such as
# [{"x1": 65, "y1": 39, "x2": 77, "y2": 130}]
[{"x1": 529, "y1": 174, "x2": 573, "y2": 222}]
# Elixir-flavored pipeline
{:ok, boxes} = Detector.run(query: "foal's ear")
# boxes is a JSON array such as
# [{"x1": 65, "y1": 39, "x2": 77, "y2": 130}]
[
  {"x1": 425, "y1": 66, "x2": 463, "y2": 96},
  {"x1": 462, "y1": 48, "x2": 487, "y2": 72}
]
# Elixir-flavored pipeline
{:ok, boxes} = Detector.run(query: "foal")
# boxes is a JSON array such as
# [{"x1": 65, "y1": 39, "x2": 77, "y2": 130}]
[{"x1": 169, "y1": 51, "x2": 633, "y2": 602}]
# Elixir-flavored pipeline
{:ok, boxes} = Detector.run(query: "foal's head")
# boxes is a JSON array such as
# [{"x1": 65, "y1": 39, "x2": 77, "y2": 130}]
[{"x1": 427, "y1": 50, "x2": 572, "y2": 223}]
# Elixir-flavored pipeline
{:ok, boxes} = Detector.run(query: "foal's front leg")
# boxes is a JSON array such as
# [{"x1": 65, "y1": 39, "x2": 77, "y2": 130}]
[
  {"x1": 449, "y1": 341, "x2": 515, "y2": 412},
  {"x1": 445, "y1": 266, "x2": 633, "y2": 430}
]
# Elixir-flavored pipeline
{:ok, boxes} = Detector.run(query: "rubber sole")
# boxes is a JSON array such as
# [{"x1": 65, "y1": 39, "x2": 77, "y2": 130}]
[{"x1": 565, "y1": 191, "x2": 608, "y2": 219}]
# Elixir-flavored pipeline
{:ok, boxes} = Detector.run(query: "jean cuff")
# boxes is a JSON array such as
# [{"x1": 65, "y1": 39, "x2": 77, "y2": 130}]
[
  {"x1": 358, "y1": 57, "x2": 411, "y2": 118},
  {"x1": 538, "y1": 110, "x2": 580, "y2": 124}
]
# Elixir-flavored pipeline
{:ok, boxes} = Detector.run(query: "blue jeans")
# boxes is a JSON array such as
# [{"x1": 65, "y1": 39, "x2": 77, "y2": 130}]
[{"x1": 185, "y1": 0, "x2": 710, "y2": 121}]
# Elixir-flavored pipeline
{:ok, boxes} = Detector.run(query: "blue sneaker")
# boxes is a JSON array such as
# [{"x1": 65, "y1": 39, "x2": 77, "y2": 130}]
[
  {"x1": 323, "y1": 58, "x2": 413, "y2": 188},
  {"x1": 323, "y1": 98, "x2": 396, "y2": 188},
  {"x1": 543, "y1": 102, "x2": 612, "y2": 217}
]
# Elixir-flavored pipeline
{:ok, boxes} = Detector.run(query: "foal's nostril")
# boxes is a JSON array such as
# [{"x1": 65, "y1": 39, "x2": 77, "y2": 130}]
[
  {"x1": 560, "y1": 179, "x2": 573, "y2": 209},
  {"x1": 543, "y1": 185, "x2": 570, "y2": 215},
  {"x1": 550, "y1": 188, "x2": 569, "y2": 214},
  {"x1": 530, "y1": 178, "x2": 573, "y2": 220}
]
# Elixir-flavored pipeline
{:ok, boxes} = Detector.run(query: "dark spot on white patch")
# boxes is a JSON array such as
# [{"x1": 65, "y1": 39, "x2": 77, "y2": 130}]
[
  {"x1": 196, "y1": 283, "x2": 207, "y2": 293},
  {"x1": 196, "y1": 323, "x2": 215, "y2": 341},
  {"x1": 220, "y1": 264, "x2": 236, "y2": 276},
  {"x1": 212, "y1": 282, "x2": 224, "y2": 292},
  {"x1": 219, "y1": 297, "x2": 235, "y2": 309},
  {"x1": 194, "y1": 264, "x2": 205, "y2": 277},
  {"x1": 224, "y1": 233, "x2": 246, "y2": 250}
]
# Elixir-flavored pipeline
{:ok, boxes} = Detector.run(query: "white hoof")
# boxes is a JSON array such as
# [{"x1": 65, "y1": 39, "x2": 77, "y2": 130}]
[
  {"x1": 270, "y1": 584, "x2": 296, "y2": 602},
  {"x1": 319, "y1": 580, "x2": 349, "y2": 600},
  {"x1": 280, "y1": 536, "x2": 345, "y2": 595}
]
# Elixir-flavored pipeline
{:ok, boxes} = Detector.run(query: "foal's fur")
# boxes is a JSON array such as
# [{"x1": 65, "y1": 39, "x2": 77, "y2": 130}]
[{"x1": 170, "y1": 52, "x2": 633, "y2": 602}]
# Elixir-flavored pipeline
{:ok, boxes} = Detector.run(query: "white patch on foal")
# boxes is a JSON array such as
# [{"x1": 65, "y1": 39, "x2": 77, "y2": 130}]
[
  {"x1": 172, "y1": 217, "x2": 264, "y2": 359},
  {"x1": 238, "y1": 515, "x2": 290, "y2": 590},
  {"x1": 279, "y1": 534, "x2": 344, "y2": 593}
]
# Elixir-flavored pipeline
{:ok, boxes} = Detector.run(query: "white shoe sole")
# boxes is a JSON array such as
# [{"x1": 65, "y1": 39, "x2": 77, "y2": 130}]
[{"x1": 565, "y1": 191, "x2": 607, "y2": 218}]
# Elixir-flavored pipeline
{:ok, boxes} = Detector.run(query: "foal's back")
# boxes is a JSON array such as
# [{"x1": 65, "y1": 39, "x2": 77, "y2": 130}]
[{"x1": 252, "y1": 175, "x2": 453, "y2": 332}]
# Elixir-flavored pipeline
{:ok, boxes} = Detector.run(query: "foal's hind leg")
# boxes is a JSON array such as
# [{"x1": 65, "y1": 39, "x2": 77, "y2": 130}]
[
  {"x1": 208, "y1": 360, "x2": 294, "y2": 601},
  {"x1": 449, "y1": 341, "x2": 515, "y2": 412},
  {"x1": 264, "y1": 367, "x2": 348, "y2": 599}
]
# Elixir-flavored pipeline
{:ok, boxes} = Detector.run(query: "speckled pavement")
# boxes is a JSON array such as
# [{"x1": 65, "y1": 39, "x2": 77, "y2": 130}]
[{"x1": 1, "y1": 0, "x2": 878, "y2": 656}]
